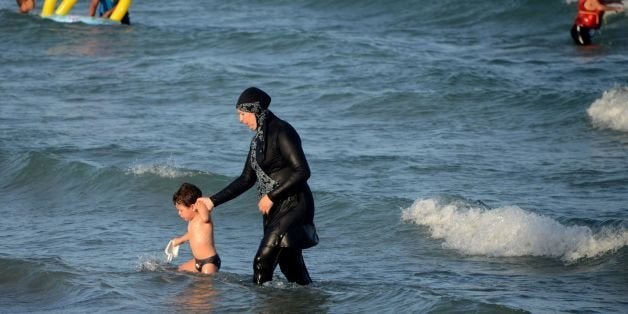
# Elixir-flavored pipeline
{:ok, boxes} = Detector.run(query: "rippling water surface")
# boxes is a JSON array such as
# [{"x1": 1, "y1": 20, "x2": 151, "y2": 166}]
[{"x1": 1, "y1": 0, "x2": 627, "y2": 312}]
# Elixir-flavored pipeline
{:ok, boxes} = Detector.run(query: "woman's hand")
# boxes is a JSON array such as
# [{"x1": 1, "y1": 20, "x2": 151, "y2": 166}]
[{"x1": 258, "y1": 195, "x2": 274, "y2": 215}]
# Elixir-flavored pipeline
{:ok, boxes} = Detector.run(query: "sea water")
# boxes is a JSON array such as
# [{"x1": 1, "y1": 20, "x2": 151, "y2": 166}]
[{"x1": 1, "y1": 0, "x2": 627, "y2": 312}]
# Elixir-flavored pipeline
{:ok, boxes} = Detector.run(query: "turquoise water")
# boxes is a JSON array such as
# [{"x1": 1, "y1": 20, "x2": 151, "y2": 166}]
[{"x1": 1, "y1": 0, "x2": 627, "y2": 312}]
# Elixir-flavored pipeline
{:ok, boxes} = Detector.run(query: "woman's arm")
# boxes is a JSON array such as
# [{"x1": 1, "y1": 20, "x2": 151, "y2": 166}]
[
  {"x1": 266, "y1": 124, "x2": 310, "y2": 202},
  {"x1": 208, "y1": 153, "x2": 257, "y2": 207}
]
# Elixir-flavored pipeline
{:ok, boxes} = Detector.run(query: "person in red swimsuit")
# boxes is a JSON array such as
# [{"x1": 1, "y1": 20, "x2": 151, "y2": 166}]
[{"x1": 571, "y1": 0, "x2": 624, "y2": 46}]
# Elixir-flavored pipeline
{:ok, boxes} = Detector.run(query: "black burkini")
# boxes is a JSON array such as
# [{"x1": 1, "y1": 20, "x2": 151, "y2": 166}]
[{"x1": 210, "y1": 89, "x2": 318, "y2": 285}]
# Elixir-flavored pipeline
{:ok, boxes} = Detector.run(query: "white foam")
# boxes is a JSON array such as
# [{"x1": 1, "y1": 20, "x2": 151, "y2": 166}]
[
  {"x1": 127, "y1": 163, "x2": 187, "y2": 178},
  {"x1": 587, "y1": 87, "x2": 628, "y2": 132},
  {"x1": 401, "y1": 198, "x2": 628, "y2": 262},
  {"x1": 126, "y1": 155, "x2": 198, "y2": 178}
]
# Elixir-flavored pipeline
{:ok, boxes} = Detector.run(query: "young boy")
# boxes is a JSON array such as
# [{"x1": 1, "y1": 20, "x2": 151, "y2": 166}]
[{"x1": 171, "y1": 183, "x2": 220, "y2": 275}]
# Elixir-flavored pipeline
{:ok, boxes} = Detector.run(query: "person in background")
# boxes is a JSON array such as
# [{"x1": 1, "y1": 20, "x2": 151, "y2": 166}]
[
  {"x1": 571, "y1": 0, "x2": 624, "y2": 46},
  {"x1": 16, "y1": 0, "x2": 35, "y2": 13},
  {"x1": 88, "y1": 0, "x2": 130, "y2": 25}
]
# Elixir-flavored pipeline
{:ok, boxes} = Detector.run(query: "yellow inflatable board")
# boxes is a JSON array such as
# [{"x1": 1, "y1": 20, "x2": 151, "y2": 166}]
[
  {"x1": 41, "y1": 0, "x2": 56, "y2": 17},
  {"x1": 110, "y1": 0, "x2": 132, "y2": 22},
  {"x1": 54, "y1": 0, "x2": 77, "y2": 15},
  {"x1": 41, "y1": 0, "x2": 131, "y2": 23}
]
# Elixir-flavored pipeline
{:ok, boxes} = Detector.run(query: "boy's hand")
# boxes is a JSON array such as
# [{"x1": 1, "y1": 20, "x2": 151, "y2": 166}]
[
  {"x1": 195, "y1": 197, "x2": 214, "y2": 212},
  {"x1": 194, "y1": 201, "x2": 209, "y2": 212}
]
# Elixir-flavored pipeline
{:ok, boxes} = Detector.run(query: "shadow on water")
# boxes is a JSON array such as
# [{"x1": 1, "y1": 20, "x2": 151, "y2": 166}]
[
  {"x1": 136, "y1": 263, "x2": 333, "y2": 313},
  {"x1": 170, "y1": 276, "x2": 220, "y2": 312},
  {"x1": 254, "y1": 282, "x2": 332, "y2": 313}
]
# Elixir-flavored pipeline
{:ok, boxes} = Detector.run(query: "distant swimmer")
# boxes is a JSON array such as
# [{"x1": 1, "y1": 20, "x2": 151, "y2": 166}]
[
  {"x1": 571, "y1": 0, "x2": 625, "y2": 46},
  {"x1": 88, "y1": 0, "x2": 130, "y2": 25},
  {"x1": 16, "y1": 0, "x2": 35, "y2": 13}
]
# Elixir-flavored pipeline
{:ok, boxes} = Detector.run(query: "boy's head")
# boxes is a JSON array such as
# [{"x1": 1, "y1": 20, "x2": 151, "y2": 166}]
[
  {"x1": 173, "y1": 182, "x2": 202, "y2": 206},
  {"x1": 173, "y1": 183, "x2": 202, "y2": 221}
]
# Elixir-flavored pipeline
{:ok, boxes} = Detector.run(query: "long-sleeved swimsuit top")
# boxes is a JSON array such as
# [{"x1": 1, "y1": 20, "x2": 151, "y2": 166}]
[{"x1": 209, "y1": 111, "x2": 318, "y2": 249}]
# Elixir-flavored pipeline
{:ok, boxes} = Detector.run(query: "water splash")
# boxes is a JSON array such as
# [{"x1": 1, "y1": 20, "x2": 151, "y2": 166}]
[
  {"x1": 135, "y1": 255, "x2": 166, "y2": 272},
  {"x1": 587, "y1": 87, "x2": 628, "y2": 132},
  {"x1": 401, "y1": 198, "x2": 628, "y2": 262}
]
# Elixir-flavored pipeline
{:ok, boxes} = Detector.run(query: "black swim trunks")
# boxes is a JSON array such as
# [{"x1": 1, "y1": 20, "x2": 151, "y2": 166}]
[
  {"x1": 194, "y1": 254, "x2": 221, "y2": 272},
  {"x1": 571, "y1": 24, "x2": 595, "y2": 46}
]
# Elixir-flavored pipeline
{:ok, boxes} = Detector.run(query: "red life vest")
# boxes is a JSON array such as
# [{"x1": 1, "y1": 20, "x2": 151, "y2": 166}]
[{"x1": 574, "y1": 0, "x2": 604, "y2": 29}]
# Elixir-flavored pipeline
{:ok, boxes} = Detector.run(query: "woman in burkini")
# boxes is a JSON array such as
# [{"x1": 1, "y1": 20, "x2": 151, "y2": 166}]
[
  {"x1": 571, "y1": 0, "x2": 624, "y2": 46},
  {"x1": 197, "y1": 87, "x2": 318, "y2": 285}
]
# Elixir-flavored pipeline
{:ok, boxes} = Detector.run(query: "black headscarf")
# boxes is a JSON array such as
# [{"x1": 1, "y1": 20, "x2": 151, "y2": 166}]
[
  {"x1": 235, "y1": 87, "x2": 277, "y2": 197},
  {"x1": 236, "y1": 87, "x2": 271, "y2": 113}
]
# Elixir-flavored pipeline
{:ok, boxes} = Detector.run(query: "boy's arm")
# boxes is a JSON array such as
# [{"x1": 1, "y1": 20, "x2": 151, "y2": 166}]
[
  {"x1": 195, "y1": 201, "x2": 211, "y2": 223},
  {"x1": 172, "y1": 233, "x2": 190, "y2": 246}
]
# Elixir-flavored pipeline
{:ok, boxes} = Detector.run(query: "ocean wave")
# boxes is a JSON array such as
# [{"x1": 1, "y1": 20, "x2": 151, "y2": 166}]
[
  {"x1": 587, "y1": 86, "x2": 628, "y2": 132},
  {"x1": 0, "y1": 256, "x2": 77, "y2": 288},
  {"x1": 401, "y1": 197, "x2": 627, "y2": 262},
  {"x1": 1, "y1": 151, "x2": 228, "y2": 201},
  {"x1": 0, "y1": 256, "x2": 81, "y2": 307},
  {"x1": 127, "y1": 162, "x2": 200, "y2": 178}
]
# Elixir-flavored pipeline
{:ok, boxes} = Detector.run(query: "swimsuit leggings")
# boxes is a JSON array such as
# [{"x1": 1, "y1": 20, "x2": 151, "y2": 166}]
[{"x1": 253, "y1": 245, "x2": 312, "y2": 285}]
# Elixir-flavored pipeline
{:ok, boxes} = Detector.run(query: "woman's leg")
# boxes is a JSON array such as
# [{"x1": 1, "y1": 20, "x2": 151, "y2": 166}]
[
  {"x1": 253, "y1": 245, "x2": 281, "y2": 285},
  {"x1": 278, "y1": 248, "x2": 312, "y2": 285}
]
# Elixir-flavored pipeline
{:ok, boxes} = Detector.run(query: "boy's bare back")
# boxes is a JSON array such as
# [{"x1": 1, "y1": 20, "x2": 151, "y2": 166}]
[{"x1": 187, "y1": 205, "x2": 217, "y2": 261}]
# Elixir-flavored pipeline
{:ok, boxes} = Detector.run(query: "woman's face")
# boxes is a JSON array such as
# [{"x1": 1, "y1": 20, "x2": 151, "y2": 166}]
[{"x1": 238, "y1": 109, "x2": 257, "y2": 131}]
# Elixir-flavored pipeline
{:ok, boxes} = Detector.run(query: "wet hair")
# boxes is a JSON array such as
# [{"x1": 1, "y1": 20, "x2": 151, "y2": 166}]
[{"x1": 172, "y1": 182, "x2": 202, "y2": 207}]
